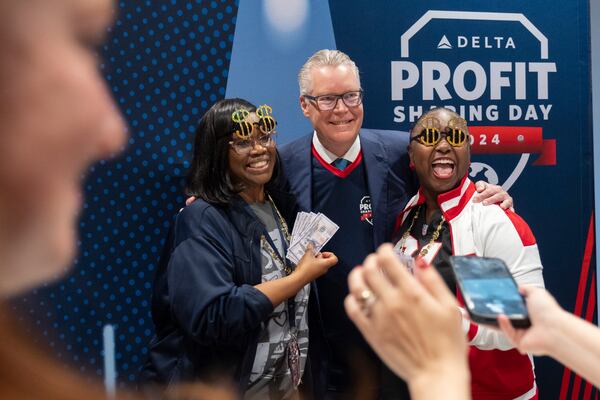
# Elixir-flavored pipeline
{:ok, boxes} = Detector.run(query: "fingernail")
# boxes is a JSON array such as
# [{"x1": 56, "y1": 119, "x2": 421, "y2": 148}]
[{"x1": 482, "y1": 200, "x2": 488, "y2": 206}]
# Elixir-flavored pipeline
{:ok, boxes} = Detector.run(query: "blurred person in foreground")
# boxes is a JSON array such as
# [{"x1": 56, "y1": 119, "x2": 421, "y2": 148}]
[
  {"x1": 141, "y1": 99, "x2": 337, "y2": 399},
  {"x1": 346, "y1": 246, "x2": 600, "y2": 399},
  {"x1": 382, "y1": 107, "x2": 544, "y2": 399},
  {"x1": 498, "y1": 286, "x2": 600, "y2": 390},
  {"x1": 0, "y1": 1, "x2": 234, "y2": 399},
  {"x1": 345, "y1": 245, "x2": 470, "y2": 400},
  {"x1": 0, "y1": 0, "x2": 128, "y2": 398}
]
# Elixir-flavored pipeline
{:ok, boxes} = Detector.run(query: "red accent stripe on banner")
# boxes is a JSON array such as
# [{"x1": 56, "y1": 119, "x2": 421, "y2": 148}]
[
  {"x1": 584, "y1": 378, "x2": 593, "y2": 399},
  {"x1": 532, "y1": 139, "x2": 557, "y2": 166},
  {"x1": 574, "y1": 213, "x2": 595, "y2": 317},
  {"x1": 469, "y1": 126, "x2": 543, "y2": 153},
  {"x1": 585, "y1": 272, "x2": 597, "y2": 323},
  {"x1": 582, "y1": 274, "x2": 597, "y2": 399},
  {"x1": 468, "y1": 126, "x2": 557, "y2": 166},
  {"x1": 572, "y1": 375, "x2": 582, "y2": 399},
  {"x1": 560, "y1": 367, "x2": 570, "y2": 400},
  {"x1": 559, "y1": 213, "x2": 595, "y2": 399}
]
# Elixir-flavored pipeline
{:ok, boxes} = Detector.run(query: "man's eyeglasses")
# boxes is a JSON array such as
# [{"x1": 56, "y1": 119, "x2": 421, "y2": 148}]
[
  {"x1": 229, "y1": 132, "x2": 277, "y2": 155},
  {"x1": 410, "y1": 117, "x2": 469, "y2": 147},
  {"x1": 303, "y1": 90, "x2": 363, "y2": 111}
]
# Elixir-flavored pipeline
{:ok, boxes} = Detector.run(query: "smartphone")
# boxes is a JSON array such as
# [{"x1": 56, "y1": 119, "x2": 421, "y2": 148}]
[{"x1": 449, "y1": 256, "x2": 530, "y2": 328}]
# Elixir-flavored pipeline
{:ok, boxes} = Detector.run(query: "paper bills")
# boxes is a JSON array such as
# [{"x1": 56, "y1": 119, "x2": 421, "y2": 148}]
[{"x1": 286, "y1": 212, "x2": 339, "y2": 265}]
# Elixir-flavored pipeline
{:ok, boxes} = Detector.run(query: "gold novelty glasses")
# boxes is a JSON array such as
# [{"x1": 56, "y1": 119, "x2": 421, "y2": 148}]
[
  {"x1": 231, "y1": 105, "x2": 277, "y2": 140},
  {"x1": 229, "y1": 105, "x2": 277, "y2": 154},
  {"x1": 410, "y1": 117, "x2": 469, "y2": 147}
]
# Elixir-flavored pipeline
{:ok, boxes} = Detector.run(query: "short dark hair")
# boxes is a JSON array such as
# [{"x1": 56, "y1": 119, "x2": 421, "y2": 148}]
[{"x1": 185, "y1": 98, "x2": 283, "y2": 205}]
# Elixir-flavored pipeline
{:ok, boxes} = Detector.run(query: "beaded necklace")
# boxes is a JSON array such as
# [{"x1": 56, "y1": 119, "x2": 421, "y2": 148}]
[
  {"x1": 259, "y1": 193, "x2": 294, "y2": 275},
  {"x1": 397, "y1": 204, "x2": 445, "y2": 257}
]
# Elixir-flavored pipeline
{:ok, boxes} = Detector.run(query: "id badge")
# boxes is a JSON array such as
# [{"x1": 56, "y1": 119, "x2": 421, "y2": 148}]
[{"x1": 287, "y1": 334, "x2": 301, "y2": 387}]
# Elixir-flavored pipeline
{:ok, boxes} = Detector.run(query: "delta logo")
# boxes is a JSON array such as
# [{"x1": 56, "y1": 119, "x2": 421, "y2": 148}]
[{"x1": 436, "y1": 34, "x2": 516, "y2": 50}]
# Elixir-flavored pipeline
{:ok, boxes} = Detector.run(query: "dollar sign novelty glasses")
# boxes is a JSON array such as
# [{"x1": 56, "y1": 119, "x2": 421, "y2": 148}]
[
  {"x1": 229, "y1": 105, "x2": 277, "y2": 155},
  {"x1": 410, "y1": 116, "x2": 469, "y2": 147},
  {"x1": 302, "y1": 90, "x2": 363, "y2": 111}
]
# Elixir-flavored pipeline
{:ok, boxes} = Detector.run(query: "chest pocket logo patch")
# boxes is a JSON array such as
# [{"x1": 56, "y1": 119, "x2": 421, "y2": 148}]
[{"x1": 359, "y1": 196, "x2": 373, "y2": 225}]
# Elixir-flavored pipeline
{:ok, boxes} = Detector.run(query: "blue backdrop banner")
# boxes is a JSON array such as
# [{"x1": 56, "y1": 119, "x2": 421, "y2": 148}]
[{"x1": 328, "y1": 1, "x2": 594, "y2": 397}]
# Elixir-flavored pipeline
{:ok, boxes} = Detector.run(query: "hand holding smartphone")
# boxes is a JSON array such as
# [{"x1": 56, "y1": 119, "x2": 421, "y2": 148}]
[{"x1": 449, "y1": 256, "x2": 530, "y2": 328}]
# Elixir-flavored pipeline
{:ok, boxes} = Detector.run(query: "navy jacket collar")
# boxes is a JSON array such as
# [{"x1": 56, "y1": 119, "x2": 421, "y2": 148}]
[
  {"x1": 281, "y1": 130, "x2": 389, "y2": 246},
  {"x1": 359, "y1": 131, "x2": 388, "y2": 246}
]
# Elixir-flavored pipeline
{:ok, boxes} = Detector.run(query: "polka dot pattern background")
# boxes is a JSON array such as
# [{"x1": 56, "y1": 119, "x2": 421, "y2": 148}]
[{"x1": 12, "y1": 0, "x2": 239, "y2": 387}]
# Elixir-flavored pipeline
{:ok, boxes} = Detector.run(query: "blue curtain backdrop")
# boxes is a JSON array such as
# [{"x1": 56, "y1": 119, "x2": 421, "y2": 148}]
[{"x1": 13, "y1": 0, "x2": 596, "y2": 398}]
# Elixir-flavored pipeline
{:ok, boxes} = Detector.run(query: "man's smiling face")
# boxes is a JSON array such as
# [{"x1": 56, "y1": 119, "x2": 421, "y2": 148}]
[{"x1": 300, "y1": 65, "x2": 363, "y2": 155}]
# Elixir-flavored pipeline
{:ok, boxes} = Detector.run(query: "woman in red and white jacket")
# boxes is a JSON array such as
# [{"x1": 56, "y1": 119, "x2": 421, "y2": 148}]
[{"x1": 389, "y1": 107, "x2": 544, "y2": 400}]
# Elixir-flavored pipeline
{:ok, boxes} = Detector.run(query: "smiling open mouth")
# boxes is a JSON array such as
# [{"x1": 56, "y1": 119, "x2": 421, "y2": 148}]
[
  {"x1": 248, "y1": 160, "x2": 268, "y2": 168},
  {"x1": 330, "y1": 119, "x2": 353, "y2": 125},
  {"x1": 432, "y1": 159, "x2": 455, "y2": 179},
  {"x1": 246, "y1": 159, "x2": 270, "y2": 172}
]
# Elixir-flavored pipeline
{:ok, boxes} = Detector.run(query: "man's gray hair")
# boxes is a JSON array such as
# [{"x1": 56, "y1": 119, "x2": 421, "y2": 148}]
[{"x1": 298, "y1": 49, "x2": 361, "y2": 95}]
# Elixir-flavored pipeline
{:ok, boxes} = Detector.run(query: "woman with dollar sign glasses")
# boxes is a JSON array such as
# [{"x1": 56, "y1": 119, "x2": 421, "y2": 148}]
[
  {"x1": 351, "y1": 107, "x2": 545, "y2": 400},
  {"x1": 142, "y1": 98, "x2": 337, "y2": 399}
]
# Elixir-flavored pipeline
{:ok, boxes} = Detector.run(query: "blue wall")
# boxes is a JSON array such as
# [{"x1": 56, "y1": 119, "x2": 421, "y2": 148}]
[{"x1": 225, "y1": 0, "x2": 336, "y2": 140}]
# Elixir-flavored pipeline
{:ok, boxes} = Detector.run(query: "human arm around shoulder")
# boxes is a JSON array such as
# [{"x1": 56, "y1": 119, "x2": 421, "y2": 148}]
[
  {"x1": 472, "y1": 181, "x2": 513, "y2": 210},
  {"x1": 499, "y1": 286, "x2": 600, "y2": 388}
]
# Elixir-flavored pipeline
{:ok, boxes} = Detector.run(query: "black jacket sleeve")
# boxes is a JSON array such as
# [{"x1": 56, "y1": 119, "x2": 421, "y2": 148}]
[{"x1": 167, "y1": 203, "x2": 273, "y2": 346}]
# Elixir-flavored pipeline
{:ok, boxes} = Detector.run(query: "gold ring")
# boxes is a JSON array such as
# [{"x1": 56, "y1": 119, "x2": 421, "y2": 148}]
[
  {"x1": 359, "y1": 289, "x2": 373, "y2": 301},
  {"x1": 357, "y1": 289, "x2": 377, "y2": 316}
]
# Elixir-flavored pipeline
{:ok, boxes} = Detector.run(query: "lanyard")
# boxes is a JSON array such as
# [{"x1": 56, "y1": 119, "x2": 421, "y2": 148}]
[{"x1": 260, "y1": 202, "x2": 298, "y2": 330}]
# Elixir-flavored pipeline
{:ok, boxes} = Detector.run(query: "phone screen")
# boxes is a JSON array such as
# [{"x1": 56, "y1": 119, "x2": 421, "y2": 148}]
[
  {"x1": 462, "y1": 276, "x2": 527, "y2": 317},
  {"x1": 450, "y1": 256, "x2": 529, "y2": 326}
]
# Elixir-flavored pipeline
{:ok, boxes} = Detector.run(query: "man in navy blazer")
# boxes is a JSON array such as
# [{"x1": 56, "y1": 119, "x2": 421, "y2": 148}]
[
  {"x1": 279, "y1": 49, "x2": 511, "y2": 399},
  {"x1": 279, "y1": 49, "x2": 416, "y2": 399},
  {"x1": 280, "y1": 129, "x2": 415, "y2": 257}
]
